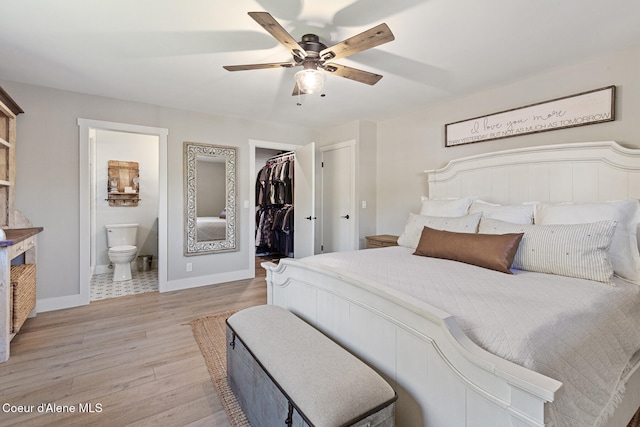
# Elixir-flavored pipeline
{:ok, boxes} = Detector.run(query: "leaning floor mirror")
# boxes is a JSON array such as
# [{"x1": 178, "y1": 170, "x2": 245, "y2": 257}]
[{"x1": 184, "y1": 142, "x2": 237, "y2": 255}]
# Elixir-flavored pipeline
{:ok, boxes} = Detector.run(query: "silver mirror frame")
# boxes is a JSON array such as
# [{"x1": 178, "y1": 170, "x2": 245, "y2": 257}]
[{"x1": 184, "y1": 142, "x2": 237, "y2": 255}]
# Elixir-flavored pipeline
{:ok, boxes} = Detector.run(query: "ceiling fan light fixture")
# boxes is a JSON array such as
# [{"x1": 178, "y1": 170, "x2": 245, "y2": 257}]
[
  {"x1": 224, "y1": 12, "x2": 395, "y2": 98},
  {"x1": 295, "y1": 69, "x2": 325, "y2": 94}
]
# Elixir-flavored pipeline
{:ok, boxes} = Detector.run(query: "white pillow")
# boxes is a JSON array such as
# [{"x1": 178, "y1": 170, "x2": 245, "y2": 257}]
[
  {"x1": 479, "y1": 218, "x2": 617, "y2": 283},
  {"x1": 419, "y1": 196, "x2": 475, "y2": 217},
  {"x1": 398, "y1": 212, "x2": 481, "y2": 249},
  {"x1": 534, "y1": 201, "x2": 640, "y2": 284},
  {"x1": 469, "y1": 200, "x2": 534, "y2": 224}
]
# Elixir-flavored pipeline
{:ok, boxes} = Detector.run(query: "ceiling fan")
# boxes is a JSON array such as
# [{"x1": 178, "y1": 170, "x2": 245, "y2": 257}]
[{"x1": 223, "y1": 11, "x2": 395, "y2": 96}]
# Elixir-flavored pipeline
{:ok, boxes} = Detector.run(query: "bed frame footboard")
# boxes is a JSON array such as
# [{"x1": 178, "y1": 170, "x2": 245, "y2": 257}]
[{"x1": 264, "y1": 259, "x2": 561, "y2": 427}]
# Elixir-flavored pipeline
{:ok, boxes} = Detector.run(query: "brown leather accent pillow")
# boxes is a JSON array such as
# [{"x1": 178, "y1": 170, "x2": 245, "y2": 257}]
[{"x1": 413, "y1": 226, "x2": 524, "y2": 274}]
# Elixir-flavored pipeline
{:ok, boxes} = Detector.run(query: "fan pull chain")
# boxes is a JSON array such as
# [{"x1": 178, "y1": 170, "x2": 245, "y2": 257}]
[{"x1": 296, "y1": 90, "x2": 326, "y2": 106}]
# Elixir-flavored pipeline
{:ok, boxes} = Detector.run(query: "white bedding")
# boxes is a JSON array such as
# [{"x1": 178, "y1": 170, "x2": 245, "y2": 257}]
[
  {"x1": 196, "y1": 216, "x2": 226, "y2": 241},
  {"x1": 302, "y1": 246, "x2": 640, "y2": 427}
]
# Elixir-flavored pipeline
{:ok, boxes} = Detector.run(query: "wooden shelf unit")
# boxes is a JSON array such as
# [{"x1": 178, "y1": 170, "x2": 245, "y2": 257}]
[
  {"x1": 0, "y1": 87, "x2": 43, "y2": 363},
  {"x1": 106, "y1": 192, "x2": 141, "y2": 207},
  {"x1": 107, "y1": 160, "x2": 140, "y2": 206},
  {"x1": 0, "y1": 89, "x2": 18, "y2": 229}
]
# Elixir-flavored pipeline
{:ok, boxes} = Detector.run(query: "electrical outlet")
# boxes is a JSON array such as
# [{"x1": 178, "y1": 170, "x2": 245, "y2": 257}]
[{"x1": 186, "y1": 263, "x2": 192, "y2": 272}]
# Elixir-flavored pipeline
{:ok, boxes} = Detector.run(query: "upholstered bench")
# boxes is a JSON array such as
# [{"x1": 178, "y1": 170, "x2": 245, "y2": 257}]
[{"x1": 226, "y1": 305, "x2": 397, "y2": 427}]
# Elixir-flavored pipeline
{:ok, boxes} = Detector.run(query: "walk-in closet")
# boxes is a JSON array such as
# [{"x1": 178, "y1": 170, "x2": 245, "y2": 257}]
[{"x1": 255, "y1": 149, "x2": 295, "y2": 259}]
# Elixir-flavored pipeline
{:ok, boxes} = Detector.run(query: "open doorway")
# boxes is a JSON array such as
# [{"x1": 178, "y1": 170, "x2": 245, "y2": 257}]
[
  {"x1": 78, "y1": 119, "x2": 168, "y2": 305},
  {"x1": 255, "y1": 147, "x2": 294, "y2": 258},
  {"x1": 89, "y1": 129, "x2": 159, "y2": 300},
  {"x1": 248, "y1": 140, "x2": 316, "y2": 277}
]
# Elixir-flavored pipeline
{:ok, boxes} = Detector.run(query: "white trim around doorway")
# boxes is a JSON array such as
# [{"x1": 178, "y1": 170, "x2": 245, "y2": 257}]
[
  {"x1": 249, "y1": 139, "x2": 300, "y2": 276},
  {"x1": 74, "y1": 119, "x2": 168, "y2": 309}
]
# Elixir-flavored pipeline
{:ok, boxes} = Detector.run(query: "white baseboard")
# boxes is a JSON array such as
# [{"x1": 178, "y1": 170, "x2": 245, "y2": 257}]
[
  {"x1": 37, "y1": 293, "x2": 89, "y2": 313},
  {"x1": 36, "y1": 268, "x2": 253, "y2": 312},
  {"x1": 161, "y1": 269, "x2": 253, "y2": 293},
  {"x1": 93, "y1": 264, "x2": 110, "y2": 275}
]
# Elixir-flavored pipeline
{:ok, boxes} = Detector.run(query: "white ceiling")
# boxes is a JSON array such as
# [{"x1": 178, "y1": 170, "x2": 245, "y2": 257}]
[{"x1": 1, "y1": 0, "x2": 639, "y2": 129}]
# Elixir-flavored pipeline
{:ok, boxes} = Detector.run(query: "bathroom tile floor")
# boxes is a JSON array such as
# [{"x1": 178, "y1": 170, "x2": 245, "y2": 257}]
[{"x1": 90, "y1": 269, "x2": 158, "y2": 301}]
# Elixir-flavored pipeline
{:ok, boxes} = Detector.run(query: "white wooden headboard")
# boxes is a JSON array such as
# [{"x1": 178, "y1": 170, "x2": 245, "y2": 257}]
[{"x1": 425, "y1": 141, "x2": 640, "y2": 204}]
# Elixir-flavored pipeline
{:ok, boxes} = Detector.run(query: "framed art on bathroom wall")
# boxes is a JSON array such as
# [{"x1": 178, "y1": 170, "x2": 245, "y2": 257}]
[{"x1": 107, "y1": 160, "x2": 140, "y2": 206}]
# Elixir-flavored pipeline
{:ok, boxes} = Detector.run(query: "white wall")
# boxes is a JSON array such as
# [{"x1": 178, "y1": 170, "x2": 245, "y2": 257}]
[
  {"x1": 95, "y1": 129, "x2": 159, "y2": 269},
  {"x1": 2, "y1": 80, "x2": 311, "y2": 306},
  {"x1": 375, "y1": 43, "x2": 640, "y2": 235}
]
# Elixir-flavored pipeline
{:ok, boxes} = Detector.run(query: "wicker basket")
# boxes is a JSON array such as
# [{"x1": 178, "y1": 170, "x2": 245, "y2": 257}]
[{"x1": 10, "y1": 264, "x2": 36, "y2": 333}]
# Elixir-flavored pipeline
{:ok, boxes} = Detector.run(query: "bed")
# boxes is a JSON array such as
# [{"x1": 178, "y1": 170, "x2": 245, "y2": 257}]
[
  {"x1": 263, "y1": 141, "x2": 640, "y2": 427},
  {"x1": 196, "y1": 216, "x2": 226, "y2": 241}
]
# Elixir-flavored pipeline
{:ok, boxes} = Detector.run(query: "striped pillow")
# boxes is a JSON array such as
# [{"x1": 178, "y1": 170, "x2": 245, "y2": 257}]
[{"x1": 479, "y1": 218, "x2": 617, "y2": 283}]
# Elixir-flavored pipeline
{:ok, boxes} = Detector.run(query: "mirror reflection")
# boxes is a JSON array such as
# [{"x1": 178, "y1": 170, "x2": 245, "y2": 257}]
[
  {"x1": 184, "y1": 142, "x2": 237, "y2": 255},
  {"x1": 195, "y1": 156, "x2": 227, "y2": 241}
]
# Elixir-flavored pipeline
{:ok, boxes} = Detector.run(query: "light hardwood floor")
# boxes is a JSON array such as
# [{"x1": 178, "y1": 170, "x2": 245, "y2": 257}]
[{"x1": 0, "y1": 264, "x2": 268, "y2": 426}]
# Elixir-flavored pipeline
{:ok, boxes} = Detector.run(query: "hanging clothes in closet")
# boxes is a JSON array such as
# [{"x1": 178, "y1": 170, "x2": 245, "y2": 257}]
[{"x1": 255, "y1": 152, "x2": 294, "y2": 257}]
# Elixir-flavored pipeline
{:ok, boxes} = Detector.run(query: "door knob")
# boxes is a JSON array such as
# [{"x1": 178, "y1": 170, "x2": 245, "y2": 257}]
[
  {"x1": 341, "y1": 214, "x2": 350, "y2": 219},
  {"x1": 305, "y1": 216, "x2": 317, "y2": 220}
]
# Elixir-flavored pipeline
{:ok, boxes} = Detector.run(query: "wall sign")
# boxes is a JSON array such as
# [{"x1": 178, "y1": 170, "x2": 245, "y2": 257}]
[{"x1": 445, "y1": 85, "x2": 615, "y2": 147}]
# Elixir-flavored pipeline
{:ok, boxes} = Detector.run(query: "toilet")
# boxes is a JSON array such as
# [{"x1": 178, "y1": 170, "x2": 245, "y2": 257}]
[{"x1": 105, "y1": 223, "x2": 138, "y2": 282}]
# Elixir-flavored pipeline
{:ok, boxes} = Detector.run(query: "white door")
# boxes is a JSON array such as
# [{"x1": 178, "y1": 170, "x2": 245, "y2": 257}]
[
  {"x1": 321, "y1": 144, "x2": 355, "y2": 253},
  {"x1": 293, "y1": 142, "x2": 316, "y2": 258}
]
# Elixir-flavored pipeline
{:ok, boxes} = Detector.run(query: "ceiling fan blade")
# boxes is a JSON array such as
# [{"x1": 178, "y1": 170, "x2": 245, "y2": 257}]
[
  {"x1": 349, "y1": 50, "x2": 454, "y2": 89},
  {"x1": 248, "y1": 11, "x2": 307, "y2": 60},
  {"x1": 254, "y1": 0, "x2": 303, "y2": 21},
  {"x1": 322, "y1": 63, "x2": 383, "y2": 85},
  {"x1": 319, "y1": 23, "x2": 394, "y2": 62},
  {"x1": 333, "y1": 0, "x2": 424, "y2": 27},
  {"x1": 223, "y1": 62, "x2": 296, "y2": 71}
]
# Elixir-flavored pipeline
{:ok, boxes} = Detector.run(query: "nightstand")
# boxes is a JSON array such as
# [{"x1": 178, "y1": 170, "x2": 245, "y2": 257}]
[{"x1": 365, "y1": 234, "x2": 399, "y2": 249}]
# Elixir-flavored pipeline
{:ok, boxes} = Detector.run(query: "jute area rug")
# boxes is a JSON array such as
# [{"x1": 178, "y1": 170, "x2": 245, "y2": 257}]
[
  {"x1": 191, "y1": 310, "x2": 250, "y2": 427},
  {"x1": 192, "y1": 310, "x2": 640, "y2": 427}
]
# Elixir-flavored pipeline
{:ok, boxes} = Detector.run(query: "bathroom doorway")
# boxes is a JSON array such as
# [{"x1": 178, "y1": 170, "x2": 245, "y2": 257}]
[
  {"x1": 91, "y1": 130, "x2": 158, "y2": 300},
  {"x1": 78, "y1": 119, "x2": 168, "y2": 304}
]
